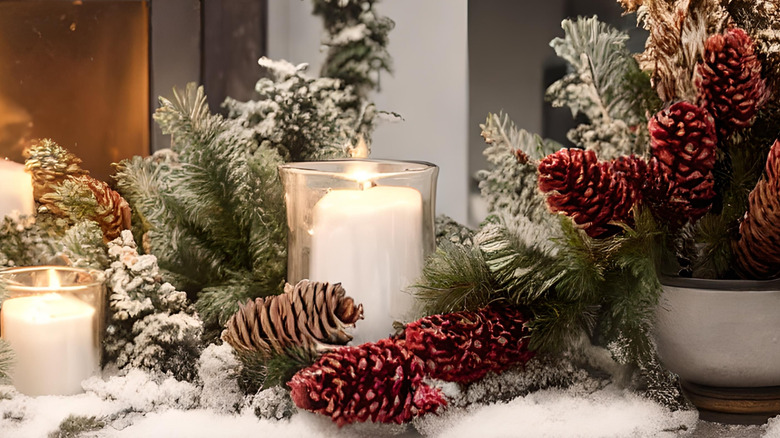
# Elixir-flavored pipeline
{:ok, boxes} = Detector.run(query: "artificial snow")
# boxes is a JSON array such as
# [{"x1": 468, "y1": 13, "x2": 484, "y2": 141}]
[{"x1": 5, "y1": 375, "x2": 780, "y2": 437}]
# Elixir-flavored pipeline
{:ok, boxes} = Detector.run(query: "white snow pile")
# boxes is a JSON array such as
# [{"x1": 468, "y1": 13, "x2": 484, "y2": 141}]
[
  {"x1": 0, "y1": 372, "x2": 708, "y2": 438},
  {"x1": 416, "y1": 385, "x2": 698, "y2": 438}
]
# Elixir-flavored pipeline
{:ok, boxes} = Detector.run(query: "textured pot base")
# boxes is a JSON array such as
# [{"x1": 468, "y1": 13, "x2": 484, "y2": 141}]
[{"x1": 682, "y1": 381, "x2": 780, "y2": 424}]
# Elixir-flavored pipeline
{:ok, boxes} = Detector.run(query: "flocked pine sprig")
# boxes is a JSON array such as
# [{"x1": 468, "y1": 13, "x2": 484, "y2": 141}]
[
  {"x1": 313, "y1": 0, "x2": 394, "y2": 97},
  {"x1": 546, "y1": 17, "x2": 656, "y2": 158},
  {"x1": 0, "y1": 216, "x2": 62, "y2": 268},
  {"x1": 225, "y1": 58, "x2": 371, "y2": 162},
  {"x1": 103, "y1": 230, "x2": 202, "y2": 381},
  {"x1": 116, "y1": 84, "x2": 288, "y2": 335},
  {"x1": 477, "y1": 112, "x2": 561, "y2": 224}
]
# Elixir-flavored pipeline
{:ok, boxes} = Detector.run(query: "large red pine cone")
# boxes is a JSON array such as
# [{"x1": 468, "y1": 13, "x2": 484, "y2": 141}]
[
  {"x1": 648, "y1": 102, "x2": 717, "y2": 222},
  {"x1": 538, "y1": 148, "x2": 636, "y2": 238},
  {"x1": 288, "y1": 338, "x2": 446, "y2": 426},
  {"x1": 696, "y1": 27, "x2": 767, "y2": 137},
  {"x1": 403, "y1": 306, "x2": 534, "y2": 384},
  {"x1": 732, "y1": 139, "x2": 780, "y2": 279}
]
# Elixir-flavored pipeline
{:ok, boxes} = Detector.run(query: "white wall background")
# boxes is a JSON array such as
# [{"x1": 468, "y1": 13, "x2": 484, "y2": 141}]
[{"x1": 267, "y1": 0, "x2": 469, "y2": 225}]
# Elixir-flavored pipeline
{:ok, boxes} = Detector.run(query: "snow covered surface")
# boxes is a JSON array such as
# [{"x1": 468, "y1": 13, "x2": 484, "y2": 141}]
[{"x1": 1, "y1": 372, "x2": 779, "y2": 437}]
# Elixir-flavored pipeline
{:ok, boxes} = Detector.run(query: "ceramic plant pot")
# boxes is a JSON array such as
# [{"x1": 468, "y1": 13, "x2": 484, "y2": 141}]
[{"x1": 654, "y1": 276, "x2": 780, "y2": 424}]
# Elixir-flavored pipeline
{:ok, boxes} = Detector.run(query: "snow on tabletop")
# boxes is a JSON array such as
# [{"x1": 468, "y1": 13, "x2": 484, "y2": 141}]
[
  {"x1": 416, "y1": 386, "x2": 698, "y2": 438},
  {"x1": 13, "y1": 376, "x2": 780, "y2": 437}
]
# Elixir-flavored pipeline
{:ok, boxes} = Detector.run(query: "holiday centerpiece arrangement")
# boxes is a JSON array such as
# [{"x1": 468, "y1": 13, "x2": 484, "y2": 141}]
[
  {"x1": 417, "y1": 0, "x2": 780, "y2": 424},
  {"x1": 0, "y1": 0, "x2": 778, "y2": 435}
]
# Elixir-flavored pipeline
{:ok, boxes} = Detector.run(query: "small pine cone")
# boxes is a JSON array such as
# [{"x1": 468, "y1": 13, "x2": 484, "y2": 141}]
[
  {"x1": 733, "y1": 139, "x2": 780, "y2": 279},
  {"x1": 538, "y1": 148, "x2": 636, "y2": 238},
  {"x1": 403, "y1": 306, "x2": 534, "y2": 384},
  {"x1": 23, "y1": 138, "x2": 89, "y2": 200},
  {"x1": 78, "y1": 176, "x2": 132, "y2": 241},
  {"x1": 288, "y1": 338, "x2": 446, "y2": 426},
  {"x1": 696, "y1": 27, "x2": 768, "y2": 137},
  {"x1": 222, "y1": 280, "x2": 364, "y2": 356},
  {"x1": 648, "y1": 102, "x2": 717, "y2": 222}
]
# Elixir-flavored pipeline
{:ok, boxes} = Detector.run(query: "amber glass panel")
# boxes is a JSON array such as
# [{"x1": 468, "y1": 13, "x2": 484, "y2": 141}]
[{"x1": 0, "y1": 1, "x2": 149, "y2": 180}]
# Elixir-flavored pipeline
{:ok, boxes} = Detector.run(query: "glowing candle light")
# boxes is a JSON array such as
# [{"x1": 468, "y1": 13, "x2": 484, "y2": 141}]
[
  {"x1": 309, "y1": 172, "x2": 424, "y2": 345},
  {"x1": 1, "y1": 268, "x2": 98, "y2": 396}
]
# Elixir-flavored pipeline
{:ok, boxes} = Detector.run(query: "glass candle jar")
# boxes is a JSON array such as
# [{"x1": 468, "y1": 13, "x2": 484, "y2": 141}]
[
  {"x1": 0, "y1": 266, "x2": 105, "y2": 396},
  {"x1": 279, "y1": 159, "x2": 438, "y2": 344}
]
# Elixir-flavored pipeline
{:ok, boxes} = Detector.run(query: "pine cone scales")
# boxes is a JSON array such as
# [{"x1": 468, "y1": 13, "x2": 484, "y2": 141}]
[
  {"x1": 733, "y1": 139, "x2": 780, "y2": 279},
  {"x1": 538, "y1": 148, "x2": 635, "y2": 238},
  {"x1": 647, "y1": 101, "x2": 717, "y2": 222},
  {"x1": 79, "y1": 176, "x2": 132, "y2": 241},
  {"x1": 696, "y1": 27, "x2": 767, "y2": 136},
  {"x1": 222, "y1": 280, "x2": 363, "y2": 356},
  {"x1": 403, "y1": 306, "x2": 534, "y2": 384},
  {"x1": 288, "y1": 338, "x2": 446, "y2": 426}
]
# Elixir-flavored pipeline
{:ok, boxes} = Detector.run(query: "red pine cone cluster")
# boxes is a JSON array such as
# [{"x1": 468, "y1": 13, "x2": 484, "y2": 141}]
[
  {"x1": 403, "y1": 306, "x2": 534, "y2": 384},
  {"x1": 696, "y1": 27, "x2": 768, "y2": 137},
  {"x1": 647, "y1": 101, "x2": 718, "y2": 222},
  {"x1": 538, "y1": 149, "x2": 637, "y2": 238},
  {"x1": 288, "y1": 305, "x2": 534, "y2": 426},
  {"x1": 538, "y1": 101, "x2": 717, "y2": 233},
  {"x1": 288, "y1": 338, "x2": 446, "y2": 426}
]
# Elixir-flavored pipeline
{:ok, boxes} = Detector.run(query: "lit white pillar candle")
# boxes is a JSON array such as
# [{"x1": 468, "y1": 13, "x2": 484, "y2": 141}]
[
  {"x1": 1, "y1": 293, "x2": 97, "y2": 396},
  {"x1": 310, "y1": 184, "x2": 424, "y2": 344},
  {"x1": 0, "y1": 158, "x2": 34, "y2": 220}
]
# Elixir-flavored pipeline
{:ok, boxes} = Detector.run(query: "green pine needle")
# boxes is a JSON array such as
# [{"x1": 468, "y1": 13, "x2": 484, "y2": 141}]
[
  {"x1": 48, "y1": 415, "x2": 105, "y2": 438},
  {"x1": 414, "y1": 242, "x2": 500, "y2": 315}
]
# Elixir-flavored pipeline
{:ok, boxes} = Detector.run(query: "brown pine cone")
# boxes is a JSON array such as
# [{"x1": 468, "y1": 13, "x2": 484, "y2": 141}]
[
  {"x1": 538, "y1": 148, "x2": 636, "y2": 238},
  {"x1": 79, "y1": 176, "x2": 132, "y2": 241},
  {"x1": 733, "y1": 139, "x2": 780, "y2": 279},
  {"x1": 222, "y1": 280, "x2": 364, "y2": 356},
  {"x1": 696, "y1": 27, "x2": 768, "y2": 137},
  {"x1": 288, "y1": 338, "x2": 446, "y2": 426},
  {"x1": 23, "y1": 138, "x2": 88, "y2": 200},
  {"x1": 648, "y1": 102, "x2": 717, "y2": 223},
  {"x1": 403, "y1": 306, "x2": 534, "y2": 384}
]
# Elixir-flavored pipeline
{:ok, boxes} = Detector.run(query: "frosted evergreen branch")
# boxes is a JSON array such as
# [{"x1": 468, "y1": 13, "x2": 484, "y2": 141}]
[
  {"x1": 477, "y1": 112, "x2": 560, "y2": 223},
  {"x1": 313, "y1": 0, "x2": 394, "y2": 96},
  {"x1": 546, "y1": 17, "x2": 654, "y2": 158}
]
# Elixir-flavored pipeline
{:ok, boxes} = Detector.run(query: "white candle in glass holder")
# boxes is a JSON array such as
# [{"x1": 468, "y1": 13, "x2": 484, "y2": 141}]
[
  {"x1": 1, "y1": 292, "x2": 97, "y2": 396},
  {"x1": 309, "y1": 183, "x2": 424, "y2": 345},
  {"x1": 0, "y1": 159, "x2": 34, "y2": 220}
]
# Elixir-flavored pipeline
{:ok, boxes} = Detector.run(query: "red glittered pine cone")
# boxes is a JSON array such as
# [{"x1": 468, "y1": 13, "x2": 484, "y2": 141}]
[
  {"x1": 403, "y1": 306, "x2": 534, "y2": 384},
  {"x1": 696, "y1": 27, "x2": 768, "y2": 137},
  {"x1": 288, "y1": 338, "x2": 446, "y2": 426},
  {"x1": 612, "y1": 154, "x2": 649, "y2": 195},
  {"x1": 538, "y1": 148, "x2": 636, "y2": 238},
  {"x1": 647, "y1": 101, "x2": 717, "y2": 223}
]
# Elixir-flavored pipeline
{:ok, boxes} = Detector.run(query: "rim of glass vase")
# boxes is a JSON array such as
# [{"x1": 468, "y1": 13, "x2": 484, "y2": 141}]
[
  {"x1": 278, "y1": 158, "x2": 438, "y2": 180},
  {"x1": 0, "y1": 265, "x2": 104, "y2": 292}
]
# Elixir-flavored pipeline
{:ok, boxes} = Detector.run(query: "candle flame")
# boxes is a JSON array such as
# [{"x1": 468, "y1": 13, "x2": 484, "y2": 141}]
[
  {"x1": 47, "y1": 269, "x2": 61, "y2": 289},
  {"x1": 347, "y1": 171, "x2": 378, "y2": 190}
]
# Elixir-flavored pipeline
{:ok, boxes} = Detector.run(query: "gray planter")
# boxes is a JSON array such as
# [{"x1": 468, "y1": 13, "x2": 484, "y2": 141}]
[
  {"x1": 655, "y1": 276, "x2": 780, "y2": 387},
  {"x1": 654, "y1": 276, "x2": 780, "y2": 424}
]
